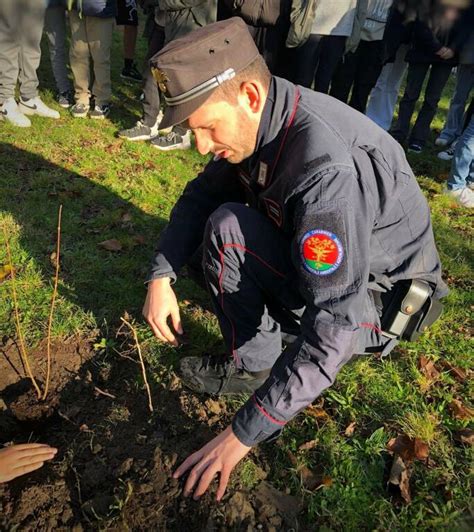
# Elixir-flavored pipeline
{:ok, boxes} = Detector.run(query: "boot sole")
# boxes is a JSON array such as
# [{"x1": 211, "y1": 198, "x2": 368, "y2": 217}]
[{"x1": 151, "y1": 141, "x2": 191, "y2": 152}]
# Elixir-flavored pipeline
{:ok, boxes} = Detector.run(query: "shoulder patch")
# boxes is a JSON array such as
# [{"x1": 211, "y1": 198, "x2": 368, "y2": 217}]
[{"x1": 300, "y1": 229, "x2": 343, "y2": 276}]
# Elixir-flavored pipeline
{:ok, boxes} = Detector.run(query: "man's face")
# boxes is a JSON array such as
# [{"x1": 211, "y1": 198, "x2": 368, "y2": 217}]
[{"x1": 186, "y1": 81, "x2": 265, "y2": 164}]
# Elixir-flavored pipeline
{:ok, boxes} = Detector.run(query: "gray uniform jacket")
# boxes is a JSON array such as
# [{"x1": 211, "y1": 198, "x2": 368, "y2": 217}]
[{"x1": 149, "y1": 76, "x2": 448, "y2": 446}]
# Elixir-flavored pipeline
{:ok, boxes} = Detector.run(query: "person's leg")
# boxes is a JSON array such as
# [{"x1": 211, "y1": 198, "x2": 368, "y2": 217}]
[
  {"x1": 349, "y1": 40, "x2": 384, "y2": 113},
  {"x1": 409, "y1": 62, "x2": 452, "y2": 147},
  {"x1": 390, "y1": 62, "x2": 428, "y2": 143},
  {"x1": 366, "y1": 44, "x2": 409, "y2": 130},
  {"x1": 438, "y1": 64, "x2": 474, "y2": 144},
  {"x1": 201, "y1": 203, "x2": 304, "y2": 373},
  {"x1": 0, "y1": 0, "x2": 21, "y2": 104},
  {"x1": 69, "y1": 10, "x2": 91, "y2": 108},
  {"x1": 313, "y1": 35, "x2": 346, "y2": 94},
  {"x1": 17, "y1": 0, "x2": 47, "y2": 101},
  {"x1": 119, "y1": 0, "x2": 141, "y2": 82},
  {"x1": 330, "y1": 48, "x2": 358, "y2": 104},
  {"x1": 88, "y1": 16, "x2": 114, "y2": 109},
  {"x1": 446, "y1": 115, "x2": 474, "y2": 207},
  {"x1": 292, "y1": 34, "x2": 321, "y2": 88},
  {"x1": 44, "y1": 5, "x2": 72, "y2": 96},
  {"x1": 142, "y1": 24, "x2": 165, "y2": 126}
]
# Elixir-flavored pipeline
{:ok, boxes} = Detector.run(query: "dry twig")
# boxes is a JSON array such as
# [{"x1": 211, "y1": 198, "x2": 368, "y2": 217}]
[
  {"x1": 43, "y1": 204, "x2": 63, "y2": 400},
  {"x1": 120, "y1": 316, "x2": 154, "y2": 412},
  {"x1": 2, "y1": 224, "x2": 42, "y2": 398}
]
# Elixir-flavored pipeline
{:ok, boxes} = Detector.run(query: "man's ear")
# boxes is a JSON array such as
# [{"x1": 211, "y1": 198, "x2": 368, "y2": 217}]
[{"x1": 238, "y1": 81, "x2": 265, "y2": 115}]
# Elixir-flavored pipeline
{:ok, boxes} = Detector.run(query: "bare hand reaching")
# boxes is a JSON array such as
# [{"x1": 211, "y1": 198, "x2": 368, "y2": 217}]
[{"x1": 0, "y1": 444, "x2": 57, "y2": 483}]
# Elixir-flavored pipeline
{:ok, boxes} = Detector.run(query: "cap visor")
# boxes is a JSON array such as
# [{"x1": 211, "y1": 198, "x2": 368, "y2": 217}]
[{"x1": 159, "y1": 91, "x2": 213, "y2": 130}]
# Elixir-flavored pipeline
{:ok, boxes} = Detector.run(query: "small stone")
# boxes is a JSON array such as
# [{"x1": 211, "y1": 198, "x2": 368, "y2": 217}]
[{"x1": 91, "y1": 444, "x2": 102, "y2": 455}]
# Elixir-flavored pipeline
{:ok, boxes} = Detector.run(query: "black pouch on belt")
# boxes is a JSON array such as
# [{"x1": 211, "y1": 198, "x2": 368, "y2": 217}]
[{"x1": 379, "y1": 280, "x2": 444, "y2": 342}]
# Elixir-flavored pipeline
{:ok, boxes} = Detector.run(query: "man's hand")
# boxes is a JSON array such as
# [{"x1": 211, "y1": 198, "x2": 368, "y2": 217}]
[
  {"x1": 173, "y1": 425, "x2": 251, "y2": 501},
  {"x1": 0, "y1": 444, "x2": 57, "y2": 483},
  {"x1": 436, "y1": 46, "x2": 455, "y2": 60},
  {"x1": 143, "y1": 277, "x2": 183, "y2": 346}
]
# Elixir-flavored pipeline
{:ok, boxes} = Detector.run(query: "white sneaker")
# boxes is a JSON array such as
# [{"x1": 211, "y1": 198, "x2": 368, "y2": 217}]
[
  {"x1": 435, "y1": 137, "x2": 450, "y2": 147},
  {"x1": 446, "y1": 187, "x2": 474, "y2": 208},
  {"x1": 19, "y1": 96, "x2": 60, "y2": 119},
  {"x1": 0, "y1": 97, "x2": 31, "y2": 127}
]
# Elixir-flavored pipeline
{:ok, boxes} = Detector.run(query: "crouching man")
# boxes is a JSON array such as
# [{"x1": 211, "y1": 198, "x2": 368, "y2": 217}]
[{"x1": 143, "y1": 18, "x2": 448, "y2": 501}]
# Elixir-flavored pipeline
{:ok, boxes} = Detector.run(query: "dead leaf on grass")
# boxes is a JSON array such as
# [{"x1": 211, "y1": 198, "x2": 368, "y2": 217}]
[
  {"x1": 387, "y1": 434, "x2": 429, "y2": 463},
  {"x1": 132, "y1": 234, "x2": 146, "y2": 245},
  {"x1": 0, "y1": 264, "x2": 13, "y2": 283},
  {"x1": 449, "y1": 399, "x2": 474, "y2": 420},
  {"x1": 299, "y1": 466, "x2": 331, "y2": 491},
  {"x1": 455, "y1": 428, "x2": 474, "y2": 445},
  {"x1": 344, "y1": 421, "x2": 357, "y2": 437},
  {"x1": 98, "y1": 239, "x2": 122, "y2": 252},
  {"x1": 439, "y1": 360, "x2": 467, "y2": 383},
  {"x1": 298, "y1": 439, "x2": 318, "y2": 452},
  {"x1": 388, "y1": 455, "x2": 411, "y2": 504},
  {"x1": 418, "y1": 355, "x2": 441, "y2": 381},
  {"x1": 305, "y1": 404, "x2": 330, "y2": 420}
]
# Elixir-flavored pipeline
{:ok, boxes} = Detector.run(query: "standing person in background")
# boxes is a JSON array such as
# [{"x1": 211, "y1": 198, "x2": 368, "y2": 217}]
[
  {"x1": 44, "y1": 0, "x2": 74, "y2": 109},
  {"x1": 0, "y1": 0, "x2": 60, "y2": 127},
  {"x1": 390, "y1": 0, "x2": 471, "y2": 154},
  {"x1": 291, "y1": 0, "x2": 358, "y2": 93},
  {"x1": 435, "y1": 4, "x2": 474, "y2": 157},
  {"x1": 445, "y1": 98, "x2": 474, "y2": 207},
  {"x1": 330, "y1": 0, "x2": 394, "y2": 113},
  {"x1": 69, "y1": 0, "x2": 117, "y2": 120},
  {"x1": 117, "y1": 0, "x2": 143, "y2": 83}
]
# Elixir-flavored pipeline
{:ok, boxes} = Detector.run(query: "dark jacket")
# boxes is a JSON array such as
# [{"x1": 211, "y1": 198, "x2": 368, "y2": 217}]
[
  {"x1": 158, "y1": 0, "x2": 217, "y2": 43},
  {"x1": 72, "y1": 0, "x2": 117, "y2": 18},
  {"x1": 221, "y1": 0, "x2": 290, "y2": 27},
  {"x1": 149, "y1": 76, "x2": 447, "y2": 446}
]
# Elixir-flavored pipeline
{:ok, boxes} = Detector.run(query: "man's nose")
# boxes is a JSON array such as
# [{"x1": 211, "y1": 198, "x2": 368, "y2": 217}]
[{"x1": 194, "y1": 130, "x2": 211, "y2": 155}]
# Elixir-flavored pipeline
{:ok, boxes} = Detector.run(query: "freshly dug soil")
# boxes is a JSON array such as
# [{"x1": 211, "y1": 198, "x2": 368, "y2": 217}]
[{"x1": 0, "y1": 335, "x2": 305, "y2": 531}]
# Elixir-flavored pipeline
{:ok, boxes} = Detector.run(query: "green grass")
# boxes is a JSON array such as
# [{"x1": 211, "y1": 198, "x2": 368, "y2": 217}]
[{"x1": 0, "y1": 27, "x2": 472, "y2": 531}]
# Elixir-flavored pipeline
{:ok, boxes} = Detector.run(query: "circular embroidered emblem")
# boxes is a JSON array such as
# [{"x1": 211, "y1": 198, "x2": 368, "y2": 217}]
[{"x1": 300, "y1": 230, "x2": 343, "y2": 276}]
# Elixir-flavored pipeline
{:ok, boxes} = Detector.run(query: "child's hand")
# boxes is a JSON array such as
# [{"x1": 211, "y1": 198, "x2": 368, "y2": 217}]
[{"x1": 0, "y1": 444, "x2": 57, "y2": 483}]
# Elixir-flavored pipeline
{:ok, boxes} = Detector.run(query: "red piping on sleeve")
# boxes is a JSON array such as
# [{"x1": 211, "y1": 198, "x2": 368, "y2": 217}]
[{"x1": 252, "y1": 394, "x2": 286, "y2": 426}]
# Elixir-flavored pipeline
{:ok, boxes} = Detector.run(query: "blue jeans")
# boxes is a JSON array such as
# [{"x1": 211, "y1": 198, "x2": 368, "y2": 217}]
[
  {"x1": 448, "y1": 114, "x2": 474, "y2": 190},
  {"x1": 439, "y1": 65, "x2": 474, "y2": 143}
]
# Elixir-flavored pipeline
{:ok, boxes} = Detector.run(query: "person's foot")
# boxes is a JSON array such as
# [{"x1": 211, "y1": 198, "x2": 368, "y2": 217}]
[
  {"x1": 445, "y1": 187, "x2": 474, "y2": 208},
  {"x1": 0, "y1": 97, "x2": 31, "y2": 127},
  {"x1": 435, "y1": 136, "x2": 451, "y2": 147},
  {"x1": 71, "y1": 102, "x2": 90, "y2": 118},
  {"x1": 18, "y1": 96, "x2": 60, "y2": 119},
  {"x1": 121, "y1": 63, "x2": 143, "y2": 83},
  {"x1": 57, "y1": 91, "x2": 74, "y2": 109},
  {"x1": 90, "y1": 103, "x2": 110, "y2": 120},
  {"x1": 438, "y1": 141, "x2": 457, "y2": 161},
  {"x1": 151, "y1": 126, "x2": 192, "y2": 151},
  {"x1": 178, "y1": 354, "x2": 271, "y2": 395},
  {"x1": 408, "y1": 143, "x2": 423, "y2": 154},
  {"x1": 118, "y1": 119, "x2": 159, "y2": 141}
]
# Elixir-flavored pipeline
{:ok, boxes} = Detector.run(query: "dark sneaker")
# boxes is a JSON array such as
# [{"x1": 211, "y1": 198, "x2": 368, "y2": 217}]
[
  {"x1": 178, "y1": 354, "x2": 271, "y2": 395},
  {"x1": 118, "y1": 120, "x2": 159, "y2": 141},
  {"x1": 151, "y1": 126, "x2": 191, "y2": 151},
  {"x1": 71, "y1": 102, "x2": 90, "y2": 118},
  {"x1": 57, "y1": 91, "x2": 73, "y2": 109},
  {"x1": 90, "y1": 104, "x2": 110, "y2": 120},
  {"x1": 121, "y1": 63, "x2": 143, "y2": 83},
  {"x1": 408, "y1": 143, "x2": 423, "y2": 154},
  {"x1": 438, "y1": 141, "x2": 457, "y2": 161}
]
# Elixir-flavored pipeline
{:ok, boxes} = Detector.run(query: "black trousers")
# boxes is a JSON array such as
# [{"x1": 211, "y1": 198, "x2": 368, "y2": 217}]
[
  {"x1": 391, "y1": 62, "x2": 453, "y2": 147},
  {"x1": 291, "y1": 34, "x2": 346, "y2": 93},
  {"x1": 142, "y1": 23, "x2": 165, "y2": 127},
  {"x1": 330, "y1": 40, "x2": 385, "y2": 113}
]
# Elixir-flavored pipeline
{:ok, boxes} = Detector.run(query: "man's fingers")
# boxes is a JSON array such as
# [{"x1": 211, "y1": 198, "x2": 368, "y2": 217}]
[
  {"x1": 183, "y1": 460, "x2": 211, "y2": 496},
  {"x1": 171, "y1": 307, "x2": 183, "y2": 335},
  {"x1": 173, "y1": 451, "x2": 203, "y2": 479},
  {"x1": 158, "y1": 320, "x2": 178, "y2": 346},
  {"x1": 147, "y1": 317, "x2": 170, "y2": 344},
  {"x1": 12, "y1": 450, "x2": 57, "y2": 467},
  {"x1": 6, "y1": 443, "x2": 54, "y2": 452},
  {"x1": 216, "y1": 467, "x2": 231, "y2": 501},
  {"x1": 193, "y1": 465, "x2": 219, "y2": 499},
  {"x1": 11, "y1": 461, "x2": 45, "y2": 479}
]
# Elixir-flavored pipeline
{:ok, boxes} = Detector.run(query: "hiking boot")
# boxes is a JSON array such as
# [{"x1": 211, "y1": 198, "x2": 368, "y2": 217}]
[
  {"x1": 121, "y1": 63, "x2": 143, "y2": 83},
  {"x1": 151, "y1": 126, "x2": 191, "y2": 151},
  {"x1": 438, "y1": 141, "x2": 457, "y2": 161},
  {"x1": 445, "y1": 187, "x2": 474, "y2": 208},
  {"x1": 0, "y1": 97, "x2": 31, "y2": 127},
  {"x1": 71, "y1": 102, "x2": 90, "y2": 118},
  {"x1": 90, "y1": 103, "x2": 110, "y2": 120},
  {"x1": 19, "y1": 96, "x2": 60, "y2": 119},
  {"x1": 178, "y1": 354, "x2": 271, "y2": 395},
  {"x1": 57, "y1": 91, "x2": 74, "y2": 109}
]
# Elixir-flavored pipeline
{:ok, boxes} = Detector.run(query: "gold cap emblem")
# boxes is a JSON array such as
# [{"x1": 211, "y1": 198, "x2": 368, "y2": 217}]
[{"x1": 151, "y1": 67, "x2": 169, "y2": 93}]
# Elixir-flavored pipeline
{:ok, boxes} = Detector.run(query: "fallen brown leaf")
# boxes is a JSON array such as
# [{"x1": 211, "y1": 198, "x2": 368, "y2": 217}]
[
  {"x1": 455, "y1": 428, "x2": 474, "y2": 445},
  {"x1": 388, "y1": 455, "x2": 411, "y2": 504},
  {"x1": 418, "y1": 355, "x2": 441, "y2": 381},
  {"x1": 132, "y1": 234, "x2": 146, "y2": 245},
  {"x1": 305, "y1": 404, "x2": 330, "y2": 420},
  {"x1": 439, "y1": 360, "x2": 467, "y2": 383},
  {"x1": 0, "y1": 264, "x2": 13, "y2": 283},
  {"x1": 98, "y1": 239, "x2": 122, "y2": 252},
  {"x1": 344, "y1": 421, "x2": 356, "y2": 437},
  {"x1": 449, "y1": 399, "x2": 474, "y2": 420},
  {"x1": 298, "y1": 439, "x2": 318, "y2": 452},
  {"x1": 387, "y1": 434, "x2": 429, "y2": 463}
]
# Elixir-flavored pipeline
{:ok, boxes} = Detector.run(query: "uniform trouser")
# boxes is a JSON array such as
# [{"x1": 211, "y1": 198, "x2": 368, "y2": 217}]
[
  {"x1": 199, "y1": 203, "x2": 382, "y2": 373},
  {"x1": 439, "y1": 64, "x2": 474, "y2": 144},
  {"x1": 0, "y1": 0, "x2": 47, "y2": 103},
  {"x1": 44, "y1": 5, "x2": 72, "y2": 95},
  {"x1": 69, "y1": 12, "x2": 114, "y2": 106},
  {"x1": 447, "y1": 114, "x2": 474, "y2": 190},
  {"x1": 330, "y1": 40, "x2": 384, "y2": 113},
  {"x1": 142, "y1": 23, "x2": 165, "y2": 127},
  {"x1": 292, "y1": 34, "x2": 346, "y2": 93},
  {"x1": 366, "y1": 44, "x2": 409, "y2": 131},
  {"x1": 391, "y1": 62, "x2": 453, "y2": 147}
]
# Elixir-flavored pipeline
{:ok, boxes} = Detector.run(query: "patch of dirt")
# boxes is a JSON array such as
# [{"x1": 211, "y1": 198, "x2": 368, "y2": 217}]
[{"x1": 0, "y1": 335, "x2": 307, "y2": 530}]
